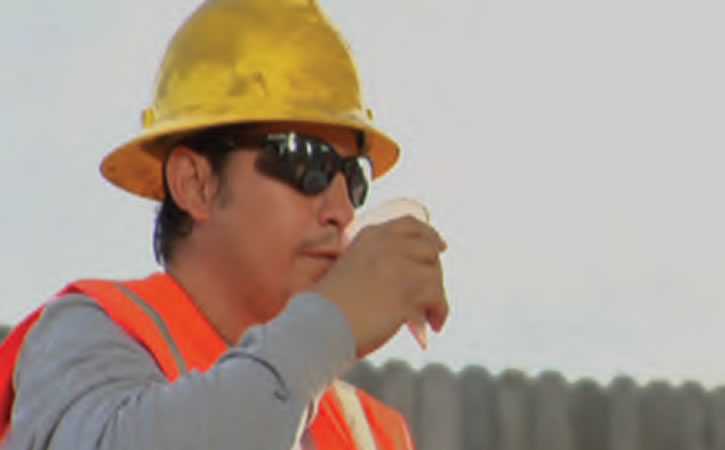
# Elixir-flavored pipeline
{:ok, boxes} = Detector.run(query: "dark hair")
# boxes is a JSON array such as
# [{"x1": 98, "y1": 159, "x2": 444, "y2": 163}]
[{"x1": 153, "y1": 125, "x2": 255, "y2": 265}]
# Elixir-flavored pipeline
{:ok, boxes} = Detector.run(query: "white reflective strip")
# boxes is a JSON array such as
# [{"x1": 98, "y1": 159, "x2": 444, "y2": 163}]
[
  {"x1": 115, "y1": 283, "x2": 188, "y2": 375},
  {"x1": 334, "y1": 380, "x2": 379, "y2": 450},
  {"x1": 298, "y1": 431, "x2": 318, "y2": 450},
  {"x1": 292, "y1": 393, "x2": 323, "y2": 450},
  {"x1": 291, "y1": 411, "x2": 307, "y2": 450}
]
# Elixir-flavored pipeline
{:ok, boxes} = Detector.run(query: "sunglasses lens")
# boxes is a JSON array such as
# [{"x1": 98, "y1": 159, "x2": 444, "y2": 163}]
[
  {"x1": 345, "y1": 159, "x2": 370, "y2": 208},
  {"x1": 301, "y1": 169, "x2": 329, "y2": 195},
  {"x1": 262, "y1": 133, "x2": 370, "y2": 207}
]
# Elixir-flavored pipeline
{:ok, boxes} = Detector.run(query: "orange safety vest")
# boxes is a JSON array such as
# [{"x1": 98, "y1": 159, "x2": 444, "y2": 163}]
[{"x1": 0, "y1": 273, "x2": 414, "y2": 450}]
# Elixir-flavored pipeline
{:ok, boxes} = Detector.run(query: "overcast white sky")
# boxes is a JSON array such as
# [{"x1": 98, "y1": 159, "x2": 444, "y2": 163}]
[{"x1": 2, "y1": 0, "x2": 725, "y2": 387}]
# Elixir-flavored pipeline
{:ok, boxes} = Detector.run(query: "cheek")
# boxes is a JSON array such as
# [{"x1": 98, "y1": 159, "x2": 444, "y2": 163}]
[
  {"x1": 250, "y1": 220, "x2": 327, "y2": 309},
  {"x1": 234, "y1": 186, "x2": 315, "y2": 283},
  {"x1": 240, "y1": 206, "x2": 300, "y2": 271},
  {"x1": 220, "y1": 155, "x2": 325, "y2": 297},
  {"x1": 251, "y1": 210, "x2": 328, "y2": 297}
]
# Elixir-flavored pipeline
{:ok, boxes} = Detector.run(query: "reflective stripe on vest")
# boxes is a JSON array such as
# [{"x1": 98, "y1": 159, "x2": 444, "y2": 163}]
[
  {"x1": 115, "y1": 283, "x2": 188, "y2": 375},
  {"x1": 334, "y1": 381, "x2": 380, "y2": 450}
]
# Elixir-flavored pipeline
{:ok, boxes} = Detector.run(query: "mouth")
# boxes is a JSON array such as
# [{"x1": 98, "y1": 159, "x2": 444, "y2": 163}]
[
  {"x1": 304, "y1": 252, "x2": 340, "y2": 263},
  {"x1": 301, "y1": 243, "x2": 343, "y2": 265}
]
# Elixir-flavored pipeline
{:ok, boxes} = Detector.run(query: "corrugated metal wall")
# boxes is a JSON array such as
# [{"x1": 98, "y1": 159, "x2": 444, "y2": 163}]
[
  {"x1": 3, "y1": 327, "x2": 725, "y2": 450},
  {"x1": 344, "y1": 360, "x2": 725, "y2": 450}
]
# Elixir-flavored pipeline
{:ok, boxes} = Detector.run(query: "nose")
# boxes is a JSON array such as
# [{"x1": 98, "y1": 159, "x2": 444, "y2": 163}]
[{"x1": 319, "y1": 173, "x2": 355, "y2": 229}]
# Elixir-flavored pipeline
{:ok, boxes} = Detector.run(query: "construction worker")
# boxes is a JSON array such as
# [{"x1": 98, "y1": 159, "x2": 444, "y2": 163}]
[{"x1": 0, "y1": 0, "x2": 449, "y2": 449}]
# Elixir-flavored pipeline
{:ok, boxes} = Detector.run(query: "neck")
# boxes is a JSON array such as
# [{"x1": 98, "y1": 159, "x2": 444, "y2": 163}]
[{"x1": 165, "y1": 251, "x2": 259, "y2": 345}]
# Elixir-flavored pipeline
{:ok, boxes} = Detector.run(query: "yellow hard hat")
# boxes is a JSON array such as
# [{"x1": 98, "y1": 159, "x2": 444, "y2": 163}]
[{"x1": 101, "y1": 0, "x2": 400, "y2": 201}]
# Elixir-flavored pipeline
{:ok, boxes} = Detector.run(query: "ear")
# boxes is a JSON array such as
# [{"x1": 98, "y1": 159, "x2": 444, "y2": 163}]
[{"x1": 165, "y1": 146, "x2": 220, "y2": 222}]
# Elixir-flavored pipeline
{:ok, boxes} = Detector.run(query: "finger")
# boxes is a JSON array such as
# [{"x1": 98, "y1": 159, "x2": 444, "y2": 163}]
[
  {"x1": 399, "y1": 239, "x2": 442, "y2": 265},
  {"x1": 422, "y1": 263, "x2": 449, "y2": 333},
  {"x1": 388, "y1": 217, "x2": 447, "y2": 252},
  {"x1": 425, "y1": 289, "x2": 449, "y2": 333}
]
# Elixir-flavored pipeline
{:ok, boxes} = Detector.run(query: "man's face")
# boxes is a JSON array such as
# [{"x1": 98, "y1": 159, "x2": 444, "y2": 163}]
[{"x1": 200, "y1": 123, "x2": 361, "y2": 322}]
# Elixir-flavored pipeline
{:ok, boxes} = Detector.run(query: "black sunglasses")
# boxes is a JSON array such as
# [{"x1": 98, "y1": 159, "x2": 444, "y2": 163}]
[
  {"x1": 256, "y1": 132, "x2": 372, "y2": 208},
  {"x1": 182, "y1": 128, "x2": 372, "y2": 208}
]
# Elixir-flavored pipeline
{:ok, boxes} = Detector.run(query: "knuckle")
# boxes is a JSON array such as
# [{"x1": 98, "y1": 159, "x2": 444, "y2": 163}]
[
  {"x1": 393, "y1": 215, "x2": 422, "y2": 231},
  {"x1": 387, "y1": 218, "x2": 409, "y2": 233}
]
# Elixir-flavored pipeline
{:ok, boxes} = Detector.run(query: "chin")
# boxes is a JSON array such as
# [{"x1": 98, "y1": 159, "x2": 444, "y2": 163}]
[
  {"x1": 257, "y1": 297, "x2": 290, "y2": 323},
  {"x1": 287, "y1": 275, "x2": 325, "y2": 299},
  {"x1": 287, "y1": 281, "x2": 316, "y2": 299}
]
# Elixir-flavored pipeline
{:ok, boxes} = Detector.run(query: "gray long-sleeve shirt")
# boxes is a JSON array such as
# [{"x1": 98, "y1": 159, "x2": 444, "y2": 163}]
[{"x1": 4, "y1": 292, "x2": 357, "y2": 450}]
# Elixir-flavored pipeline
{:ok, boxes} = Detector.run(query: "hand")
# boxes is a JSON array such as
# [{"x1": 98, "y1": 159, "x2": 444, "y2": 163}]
[{"x1": 313, "y1": 216, "x2": 449, "y2": 358}]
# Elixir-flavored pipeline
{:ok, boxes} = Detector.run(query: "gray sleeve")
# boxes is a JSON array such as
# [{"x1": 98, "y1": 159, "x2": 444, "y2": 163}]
[{"x1": 5, "y1": 292, "x2": 356, "y2": 450}]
